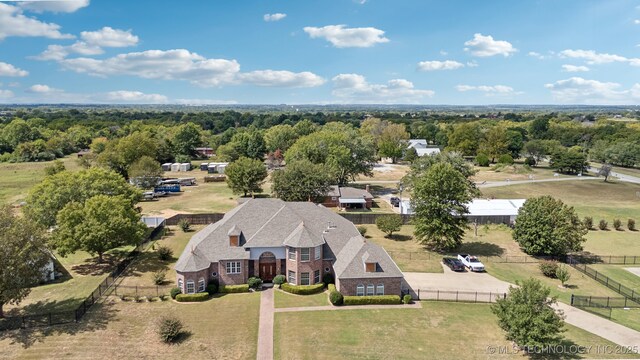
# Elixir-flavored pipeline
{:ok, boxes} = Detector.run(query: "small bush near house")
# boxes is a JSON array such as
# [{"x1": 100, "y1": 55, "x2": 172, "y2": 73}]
[
  {"x1": 327, "y1": 284, "x2": 337, "y2": 293},
  {"x1": 158, "y1": 317, "x2": 184, "y2": 343},
  {"x1": 157, "y1": 246, "x2": 173, "y2": 261},
  {"x1": 598, "y1": 220, "x2": 608, "y2": 230},
  {"x1": 323, "y1": 273, "x2": 334, "y2": 285},
  {"x1": 539, "y1": 260, "x2": 559, "y2": 278},
  {"x1": 498, "y1": 154, "x2": 514, "y2": 165},
  {"x1": 170, "y1": 287, "x2": 181, "y2": 299},
  {"x1": 629, "y1": 219, "x2": 636, "y2": 231},
  {"x1": 281, "y1": 282, "x2": 325, "y2": 295},
  {"x1": 613, "y1": 219, "x2": 623, "y2": 231},
  {"x1": 219, "y1": 284, "x2": 250, "y2": 293},
  {"x1": 524, "y1": 157, "x2": 536, "y2": 166},
  {"x1": 153, "y1": 270, "x2": 167, "y2": 285},
  {"x1": 273, "y1": 275, "x2": 286, "y2": 285},
  {"x1": 175, "y1": 293, "x2": 210, "y2": 302},
  {"x1": 403, "y1": 294, "x2": 412, "y2": 304},
  {"x1": 583, "y1": 217, "x2": 593, "y2": 230},
  {"x1": 329, "y1": 291, "x2": 343, "y2": 306},
  {"x1": 206, "y1": 284, "x2": 217, "y2": 295},
  {"x1": 178, "y1": 219, "x2": 191, "y2": 232},
  {"x1": 343, "y1": 295, "x2": 401, "y2": 305},
  {"x1": 357, "y1": 225, "x2": 368, "y2": 236},
  {"x1": 248, "y1": 276, "x2": 263, "y2": 290}
]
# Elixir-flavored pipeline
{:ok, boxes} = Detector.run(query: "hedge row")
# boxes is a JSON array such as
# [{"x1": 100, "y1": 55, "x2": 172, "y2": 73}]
[
  {"x1": 281, "y1": 282, "x2": 325, "y2": 295},
  {"x1": 219, "y1": 284, "x2": 250, "y2": 293},
  {"x1": 343, "y1": 295, "x2": 401, "y2": 305},
  {"x1": 175, "y1": 293, "x2": 210, "y2": 302},
  {"x1": 327, "y1": 284, "x2": 337, "y2": 293}
]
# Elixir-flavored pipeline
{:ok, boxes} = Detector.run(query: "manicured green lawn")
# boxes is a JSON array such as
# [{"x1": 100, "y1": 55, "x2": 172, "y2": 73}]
[
  {"x1": 481, "y1": 180, "x2": 640, "y2": 220},
  {"x1": 589, "y1": 265, "x2": 640, "y2": 293},
  {"x1": 583, "y1": 231, "x2": 640, "y2": 256},
  {"x1": 273, "y1": 301, "x2": 637, "y2": 359},
  {"x1": 139, "y1": 180, "x2": 239, "y2": 215},
  {"x1": 1, "y1": 293, "x2": 261, "y2": 359},
  {"x1": 273, "y1": 289, "x2": 329, "y2": 308}
]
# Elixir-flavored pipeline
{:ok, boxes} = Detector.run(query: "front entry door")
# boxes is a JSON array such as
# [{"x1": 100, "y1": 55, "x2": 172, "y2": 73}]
[{"x1": 259, "y1": 262, "x2": 276, "y2": 282}]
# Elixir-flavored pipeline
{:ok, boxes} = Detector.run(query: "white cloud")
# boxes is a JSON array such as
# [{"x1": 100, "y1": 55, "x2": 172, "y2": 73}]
[
  {"x1": 331, "y1": 73, "x2": 434, "y2": 103},
  {"x1": 464, "y1": 33, "x2": 516, "y2": 57},
  {"x1": 81, "y1": 27, "x2": 138, "y2": 47},
  {"x1": 417, "y1": 60, "x2": 465, "y2": 71},
  {"x1": 263, "y1": 13, "x2": 287, "y2": 22},
  {"x1": 545, "y1": 77, "x2": 640, "y2": 104},
  {"x1": 19, "y1": 0, "x2": 90, "y2": 13},
  {"x1": 455, "y1": 84, "x2": 519, "y2": 95},
  {"x1": 0, "y1": 62, "x2": 29, "y2": 77},
  {"x1": 303, "y1": 25, "x2": 389, "y2": 48},
  {"x1": 57, "y1": 49, "x2": 324, "y2": 88},
  {"x1": 466, "y1": 60, "x2": 479, "y2": 67},
  {"x1": 439, "y1": 50, "x2": 448, "y2": 56},
  {"x1": 528, "y1": 51, "x2": 547, "y2": 60},
  {"x1": 562, "y1": 64, "x2": 589, "y2": 72},
  {"x1": 103, "y1": 90, "x2": 168, "y2": 103},
  {"x1": 0, "y1": 89, "x2": 13, "y2": 98},
  {"x1": 635, "y1": 19, "x2": 640, "y2": 24},
  {"x1": 27, "y1": 84, "x2": 62, "y2": 93},
  {"x1": 0, "y1": 3, "x2": 73, "y2": 40},
  {"x1": 559, "y1": 49, "x2": 629, "y2": 64}
]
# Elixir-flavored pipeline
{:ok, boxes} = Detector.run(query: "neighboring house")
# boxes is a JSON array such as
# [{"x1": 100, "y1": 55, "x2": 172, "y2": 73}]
[
  {"x1": 400, "y1": 198, "x2": 526, "y2": 225},
  {"x1": 407, "y1": 139, "x2": 441, "y2": 157},
  {"x1": 174, "y1": 199, "x2": 403, "y2": 296},
  {"x1": 322, "y1": 186, "x2": 374, "y2": 210},
  {"x1": 195, "y1": 147, "x2": 215, "y2": 157}
]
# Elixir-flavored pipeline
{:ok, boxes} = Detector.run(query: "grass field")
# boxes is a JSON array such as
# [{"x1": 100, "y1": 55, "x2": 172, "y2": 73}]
[
  {"x1": 273, "y1": 289, "x2": 329, "y2": 308},
  {"x1": 589, "y1": 265, "x2": 640, "y2": 293},
  {"x1": 356, "y1": 163, "x2": 409, "y2": 182},
  {"x1": 590, "y1": 162, "x2": 640, "y2": 178},
  {"x1": 583, "y1": 231, "x2": 640, "y2": 255},
  {"x1": 0, "y1": 293, "x2": 261, "y2": 360},
  {"x1": 273, "y1": 302, "x2": 637, "y2": 359},
  {"x1": 481, "y1": 180, "x2": 640, "y2": 220},
  {"x1": 472, "y1": 163, "x2": 573, "y2": 182}
]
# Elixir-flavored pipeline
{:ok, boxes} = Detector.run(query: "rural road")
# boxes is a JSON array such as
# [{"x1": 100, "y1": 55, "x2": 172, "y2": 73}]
[{"x1": 587, "y1": 166, "x2": 640, "y2": 184}]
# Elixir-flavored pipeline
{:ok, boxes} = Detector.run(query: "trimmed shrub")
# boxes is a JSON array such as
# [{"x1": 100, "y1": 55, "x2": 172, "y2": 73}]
[
  {"x1": 628, "y1": 219, "x2": 636, "y2": 231},
  {"x1": 175, "y1": 293, "x2": 209, "y2": 302},
  {"x1": 403, "y1": 294, "x2": 412, "y2": 304},
  {"x1": 598, "y1": 219, "x2": 608, "y2": 230},
  {"x1": 170, "y1": 287, "x2": 181, "y2": 299},
  {"x1": 498, "y1": 154, "x2": 514, "y2": 165},
  {"x1": 376, "y1": 214, "x2": 402, "y2": 238},
  {"x1": 178, "y1": 219, "x2": 191, "y2": 232},
  {"x1": 273, "y1": 275, "x2": 286, "y2": 285},
  {"x1": 475, "y1": 153, "x2": 490, "y2": 167},
  {"x1": 280, "y1": 282, "x2": 325, "y2": 295},
  {"x1": 153, "y1": 270, "x2": 167, "y2": 285},
  {"x1": 219, "y1": 284, "x2": 250, "y2": 293},
  {"x1": 539, "y1": 260, "x2": 558, "y2": 278},
  {"x1": 613, "y1": 219, "x2": 622, "y2": 231},
  {"x1": 357, "y1": 225, "x2": 368, "y2": 236},
  {"x1": 343, "y1": 295, "x2": 401, "y2": 305},
  {"x1": 329, "y1": 291, "x2": 343, "y2": 306},
  {"x1": 327, "y1": 283, "x2": 337, "y2": 293},
  {"x1": 323, "y1": 273, "x2": 334, "y2": 285},
  {"x1": 206, "y1": 284, "x2": 217, "y2": 295},
  {"x1": 157, "y1": 246, "x2": 173, "y2": 261},
  {"x1": 583, "y1": 217, "x2": 593, "y2": 230},
  {"x1": 248, "y1": 276, "x2": 263, "y2": 290},
  {"x1": 157, "y1": 317, "x2": 184, "y2": 343},
  {"x1": 524, "y1": 157, "x2": 536, "y2": 166}
]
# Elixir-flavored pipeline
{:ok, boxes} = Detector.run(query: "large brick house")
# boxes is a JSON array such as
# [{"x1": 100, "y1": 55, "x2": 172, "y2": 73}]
[{"x1": 175, "y1": 199, "x2": 403, "y2": 296}]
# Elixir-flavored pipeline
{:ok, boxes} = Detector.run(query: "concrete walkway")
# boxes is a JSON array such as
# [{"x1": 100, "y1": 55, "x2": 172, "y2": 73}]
[
  {"x1": 256, "y1": 288, "x2": 274, "y2": 360},
  {"x1": 275, "y1": 302, "x2": 422, "y2": 313}
]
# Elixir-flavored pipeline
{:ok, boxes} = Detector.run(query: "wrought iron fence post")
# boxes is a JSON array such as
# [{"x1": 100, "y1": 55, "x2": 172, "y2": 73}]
[{"x1": 571, "y1": 294, "x2": 574, "y2": 305}]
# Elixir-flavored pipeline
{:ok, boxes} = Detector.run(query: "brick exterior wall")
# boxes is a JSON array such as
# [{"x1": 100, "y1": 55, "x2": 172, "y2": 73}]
[
  {"x1": 217, "y1": 259, "x2": 249, "y2": 286},
  {"x1": 176, "y1": 267, "x2": 209, "y2": 294},
  {"x1": 337, "y1": 277, "x2": 403, "y2": 296},
  {"x1": 285, "y1": 246, "x2": 324, "y2": 285}
]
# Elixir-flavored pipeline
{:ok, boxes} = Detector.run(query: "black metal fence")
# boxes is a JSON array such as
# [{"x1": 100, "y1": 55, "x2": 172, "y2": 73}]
[
  {"x1": 410, "y1": 289, "x2": 506, "y2": 303},
  {"x1": 112, "y1": 284, "x2": 174, "y2": 299},
  {"x1": 0, "y1": 224, "x2": 165, "y2": 332},
  {"x1": 567, "y1": 258, "x2": 640, "y2": 303},
  {"x1": 568, "y1": 254, "x2": 640, "y2": 265},
  {"x1": 338, "y1": 213, "x2": 413, "y2": 225},
  {"x1": 571, "y1": 295, "x2": 640, "y2": 309},
  {"x1": 165, "y1": 213, "x2": 224, "y2": 226}
]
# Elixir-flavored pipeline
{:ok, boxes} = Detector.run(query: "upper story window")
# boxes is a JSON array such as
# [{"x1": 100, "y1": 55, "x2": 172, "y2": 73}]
[
  {"x1": 300, "y1": 248, "x2": 310, "y2": 262},
  {"x1": 314, "y1": 245, "x2": 322, "y2": 260},
  {"x1": 288, "y1": 247, "x2": 296, "y2": 261},
  {"x1": 226, "y1": 261, "x2": 241, "y2": 274}
]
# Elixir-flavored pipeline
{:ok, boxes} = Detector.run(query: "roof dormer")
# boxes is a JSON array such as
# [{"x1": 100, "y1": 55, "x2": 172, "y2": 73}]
[
  {"x1": 228, "y1": 225, "x2": 242, "y2": 247},
  {"x1": 362, "y1": 252, "x2": 378, "y2": 272}
]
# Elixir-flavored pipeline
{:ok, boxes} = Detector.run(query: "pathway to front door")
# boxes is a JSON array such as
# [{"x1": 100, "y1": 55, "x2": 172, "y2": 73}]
[{"x1": 256, "y1": 287, "x2": 274, "y2": 360}]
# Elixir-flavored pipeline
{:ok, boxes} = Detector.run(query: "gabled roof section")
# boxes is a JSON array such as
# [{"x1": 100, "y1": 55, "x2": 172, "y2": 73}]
[
  {"x1": 283, "y1": 222, "x2": 326, "y2": 248},
  {"x1": 227, "y1": 225, "x2": 242, "y2": 236},
  {"x1": 333, "y1": 236, "x2": 403, "y2": 279}
]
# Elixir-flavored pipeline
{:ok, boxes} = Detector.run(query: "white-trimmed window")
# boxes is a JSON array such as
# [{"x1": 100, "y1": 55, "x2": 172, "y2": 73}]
[
  {"x1": 178, "y1": 278, "x2": 183, "y2": 291},
  {"x1": 226, "y1": 261, "x2": 241, "y2": 274},
  {"x1": 288, "y1": 248, "x2": 296, "y2": 261},
  {"x1": 314, "y1": 245, "x2": 322, "y2": 260},
  {"x1": 198, "y1": 278, "x2": 206, "y2": 292},
  {"x1": 314, "y1": 270, "x2": 320, "y2": 284},
  {"x1": 356, "y1": 284, "x2": 364, "y2": 296},
  {"x1": 366, "y1": 284, "x2": 375, "y2": 296},
  {"x1": 376, "y1": 284, "x2": 384, "y2": 295},
  {"x1": 186, "y1": 280, "x2": 195, "y2": 294},
  {"x1": 300, "y1": 248, "x2": 310, "y2": 262},
  {"x1": 288, "y1": 270, "x2": 296, "y2": 284},
  {"x1": 301, "y1": 272, "x2": 310, "y2": 285}
]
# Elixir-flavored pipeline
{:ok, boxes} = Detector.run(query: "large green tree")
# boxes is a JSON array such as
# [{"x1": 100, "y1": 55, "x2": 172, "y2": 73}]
[
  {"x1": 445, "y1": 122, "x2": 483, "y2": 156},
  {"x1": 217, "y1": 129, "x2": 266, "y2": 161},
  {"x1": 492, "y1": 278, "x2": 565, "y2": 351},
  {"x1": 172, "y1": 123, "x2": 204, "y2": 158},
  {"x1": 25, "y1": 167, "x2": 141, "y2": 228},
  {"x1": 264, "y1": 124, "x2": 299, "y2": 153},
  {"x1": 128, "y1": 156, "x2": 163, "y2": 189},
  {"x1": 0, "y1": 207, "x2": 50, "y2": 317},
  {"x1": 412, "y1": 162, "x2": 477, "y2": 251},
  {"x1": 512, "y1": 196, "x2": 587, "y2": 256},
  {"x1": 549, "y1": 148, "x2": 588, "y2": 175},
  {"x1": 97, "y1": 131, "x2": 159, "y2": 177},
  {"x1": 378, "y1": 123, "x2": 409, "y2": 163},
  {"x1": 225, "y1": 157, "x2": 268, "y2": 197},
  {"x1": 52, "y1": 195, "x2": 147, "y2": 262},
  {"x1": 402, "y1": 152, "x2": 476, "y2": 192},
  {"x1": 479, "y1": 126, "x2": 509, "y2": 163},
  {"x1": 271, "y1": 160, "x2": 332, "y2": 202}
]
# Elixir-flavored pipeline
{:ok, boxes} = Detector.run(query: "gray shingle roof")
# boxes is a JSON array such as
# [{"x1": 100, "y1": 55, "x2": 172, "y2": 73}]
[
  {"x1": 282, "y1": 222, "x2": 325, "y2": 248},
  {"x1": 327, "y1": 186, "x2": 373, "y2": 200}
]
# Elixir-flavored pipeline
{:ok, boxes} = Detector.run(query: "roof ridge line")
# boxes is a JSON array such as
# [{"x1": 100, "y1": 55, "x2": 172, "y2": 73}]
[{"x1": 245, "y1": 202, "x2": 289, "y2": 243}]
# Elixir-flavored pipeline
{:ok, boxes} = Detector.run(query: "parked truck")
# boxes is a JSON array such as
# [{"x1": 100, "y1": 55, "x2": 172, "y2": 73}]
[{"x1": 457, "y1": 254, "x2": 485, "y2": 272}]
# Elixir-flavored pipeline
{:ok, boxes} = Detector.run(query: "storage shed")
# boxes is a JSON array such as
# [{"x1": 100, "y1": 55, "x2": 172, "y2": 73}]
[
  {"x1": 162, "y1": 163, "x2": 173, "y2": 171},
  {"x1": 179, "y1": 163, "x2": 191, "y2": 172},
  {"x1": 171, "y1": 163, "x2": 180, "y2": 172}
]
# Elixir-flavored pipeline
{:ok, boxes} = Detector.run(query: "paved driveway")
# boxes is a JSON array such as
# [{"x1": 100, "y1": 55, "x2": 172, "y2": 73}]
[{"x1": 402, "y1": 264, "x2": 513, "y2": 294}]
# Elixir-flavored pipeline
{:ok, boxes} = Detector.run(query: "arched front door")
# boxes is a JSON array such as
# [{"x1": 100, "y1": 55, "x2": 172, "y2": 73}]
[{"x1": 259, "y1": 252, "x2": 277, "y2": 282}]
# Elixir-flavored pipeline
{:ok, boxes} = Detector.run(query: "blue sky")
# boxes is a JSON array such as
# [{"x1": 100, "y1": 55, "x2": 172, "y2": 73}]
[{"x1": 0, "y1": 0, "x2": 639, "y2": 105}]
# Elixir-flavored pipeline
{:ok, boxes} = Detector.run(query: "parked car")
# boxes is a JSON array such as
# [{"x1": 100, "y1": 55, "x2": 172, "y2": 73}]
[
  {"x1": 457, "y1": 254, "x2": 485, "y2": 272},
  {"x1": 442, "y1": 257, "x2": 465, "y2": 272},
  {"x1": 142, "y1": 191, "x2": 155, "y2": 201},
  {"x1": 153, "y1": 191, "x2": 168, "y2": 198},
  {"x1": 390, "y1": 197, "x2": 400, "y2": 207}
]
